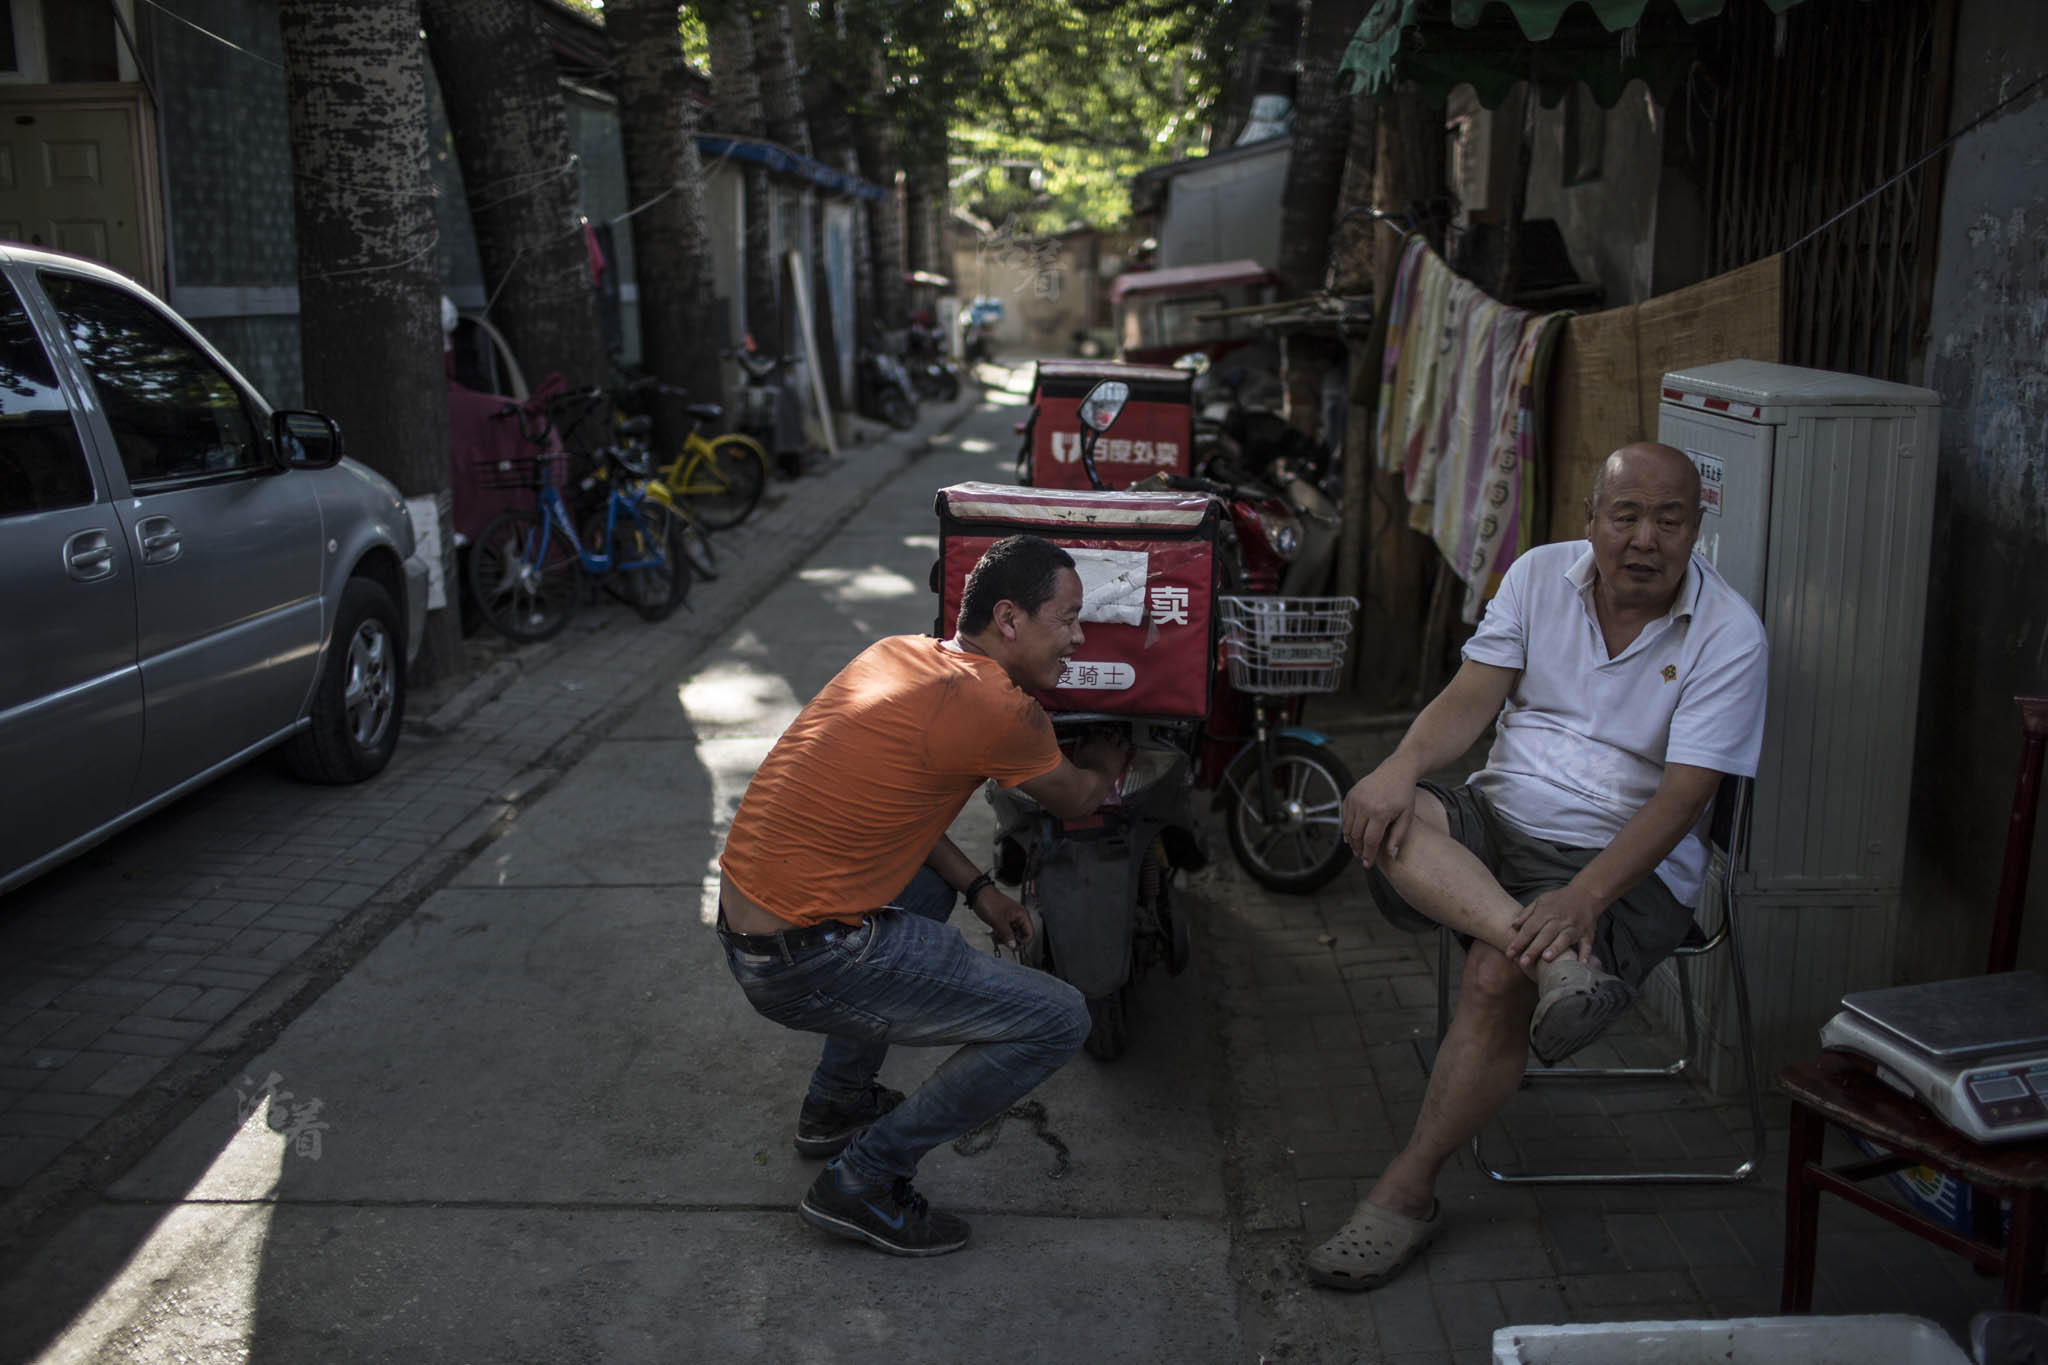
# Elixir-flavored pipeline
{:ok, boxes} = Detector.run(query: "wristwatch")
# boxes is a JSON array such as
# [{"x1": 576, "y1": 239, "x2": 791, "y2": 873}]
[{"x1": 963, "y1": 872, "x2": 996, "y2": 908}]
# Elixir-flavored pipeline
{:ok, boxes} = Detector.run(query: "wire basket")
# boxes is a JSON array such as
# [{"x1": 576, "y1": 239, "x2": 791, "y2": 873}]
[
  {"x1": 473, "y1": 450, "x2": 565, "y2": 492},
  {"x1": 1218, "y1": 595, "x2": 1359, "y2": 694}
]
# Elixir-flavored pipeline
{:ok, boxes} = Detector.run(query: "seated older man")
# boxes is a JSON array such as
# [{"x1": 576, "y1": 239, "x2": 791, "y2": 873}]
[{"x1": 1306, "y1": 442, "x2": 1767, "y2": 1292}]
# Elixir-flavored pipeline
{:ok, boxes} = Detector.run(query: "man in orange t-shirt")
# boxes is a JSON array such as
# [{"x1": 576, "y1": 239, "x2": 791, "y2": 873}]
[{"x1": 717, "y1": 534, "x2": 1128, "y2": 1257}]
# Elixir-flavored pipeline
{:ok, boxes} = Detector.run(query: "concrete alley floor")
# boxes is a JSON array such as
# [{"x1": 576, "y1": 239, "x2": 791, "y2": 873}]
[{"x1": 0, "y1": 366, "x2": 2022, "y2": 1363}]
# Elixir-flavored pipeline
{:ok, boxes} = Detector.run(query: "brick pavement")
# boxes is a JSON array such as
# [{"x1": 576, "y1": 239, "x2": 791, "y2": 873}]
[
  {"x1": 0, "y1": 402, "x2": 969, "y2": 1238},
  {"x1": 1200, "y1": 716, "x2": 2017, "y2": 1362}
]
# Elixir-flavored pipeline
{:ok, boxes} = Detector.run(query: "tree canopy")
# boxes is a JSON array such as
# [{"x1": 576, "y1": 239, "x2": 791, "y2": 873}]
[
  {"x1": 859, "y1": 0, "x2": 1256, "y2": 234},
  {"x1": 567, "y1": 0, "x2": 1257, "y2": 234}
]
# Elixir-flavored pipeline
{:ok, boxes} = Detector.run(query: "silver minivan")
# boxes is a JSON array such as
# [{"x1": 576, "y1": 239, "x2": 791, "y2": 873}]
[{"x1": 1, "y1": 245, "x2": 430, "y2": 896}]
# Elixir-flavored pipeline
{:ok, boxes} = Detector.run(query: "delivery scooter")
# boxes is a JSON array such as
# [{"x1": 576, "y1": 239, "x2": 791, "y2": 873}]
[{"x1": 950, "y1": 381, "x2": 1211, "y2": 1060}]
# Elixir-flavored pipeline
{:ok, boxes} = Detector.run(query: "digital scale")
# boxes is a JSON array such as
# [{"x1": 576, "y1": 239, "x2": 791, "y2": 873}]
[{"x1": 1819, "y1": 970, "x2": 2048, "y2": 1144}]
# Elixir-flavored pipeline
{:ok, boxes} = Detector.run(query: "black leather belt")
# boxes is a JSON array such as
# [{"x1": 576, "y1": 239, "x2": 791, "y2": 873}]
[{"x1": 716, "y1": 904, "x2": 861, "y2": 958}]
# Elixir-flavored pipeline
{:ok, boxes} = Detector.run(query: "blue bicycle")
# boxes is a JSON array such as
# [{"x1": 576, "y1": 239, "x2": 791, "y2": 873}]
[{"x1": 468, "y1": 390, "x2": 687, "y2": 643}]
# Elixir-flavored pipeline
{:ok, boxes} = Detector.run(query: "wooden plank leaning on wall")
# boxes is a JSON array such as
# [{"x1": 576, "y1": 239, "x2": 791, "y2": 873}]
[{"x1": 1542, "y1": 254, "x2": 1784, "y2": 544}]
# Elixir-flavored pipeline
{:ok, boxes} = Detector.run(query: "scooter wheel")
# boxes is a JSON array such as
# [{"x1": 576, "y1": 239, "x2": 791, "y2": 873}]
[
  {"x1": 881, "y1": 391, "x2": 916, "y2": 431},
  {"x1": 938, "y1": 371, "x2": 962, "y2": 402},
  {"x1": 1082, "y1": 985, "x2": 1131, "y2": 1062},
  {"x1": 1157, "y1": 875, "x2": 1191, "y2": 977},
  {"x1": 1225, "y1": 736, "x2": 1357, "y2": 894}
]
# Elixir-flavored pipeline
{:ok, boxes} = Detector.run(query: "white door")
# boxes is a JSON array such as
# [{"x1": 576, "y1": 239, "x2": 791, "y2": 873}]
[{"x1": 0, "y1": 101, "x2": 149, "y2": 284}]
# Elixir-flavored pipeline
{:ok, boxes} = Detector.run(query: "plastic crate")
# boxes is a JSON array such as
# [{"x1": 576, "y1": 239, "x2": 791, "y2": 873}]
[
  {"x1": 1218, "y1": 595, "x2": 1358, "y2": 694},
  {"x1": 1492, "y1": 1315, "x2": 1971, "y2": 1365}
]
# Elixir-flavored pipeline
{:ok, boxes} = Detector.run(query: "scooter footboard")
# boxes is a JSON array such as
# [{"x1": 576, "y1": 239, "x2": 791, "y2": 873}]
[{"x1": 1033, "y1": 835, "x2": 1141, "y2": 999}]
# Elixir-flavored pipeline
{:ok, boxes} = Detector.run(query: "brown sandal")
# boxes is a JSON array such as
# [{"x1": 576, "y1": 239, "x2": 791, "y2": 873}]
[{"x1": 1305, "y1": 1198, "x2": 1441, "y2": 1291}]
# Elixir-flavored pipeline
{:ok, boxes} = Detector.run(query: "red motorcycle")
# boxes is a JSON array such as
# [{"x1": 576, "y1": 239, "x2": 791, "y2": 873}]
[{"x1": 1074, "y1": 410, "x2": 1359, "y2": 895}]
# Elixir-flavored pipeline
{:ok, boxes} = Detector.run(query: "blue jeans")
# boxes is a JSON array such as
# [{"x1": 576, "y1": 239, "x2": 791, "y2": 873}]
[{"x1": 720, "y1": 867, "x2": 1089, "y2": 1187}]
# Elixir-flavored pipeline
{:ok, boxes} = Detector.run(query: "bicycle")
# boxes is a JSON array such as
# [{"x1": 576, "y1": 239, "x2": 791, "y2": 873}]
[
  {"x1": 613, "y1": 372, "x2": 769, "y2": 530},
  {"x1": 585, "y1": 416, "x2": 720, "y2": 583},
  {"x1": 468, "y1": 391, "x2": 688, "y2": 643}
]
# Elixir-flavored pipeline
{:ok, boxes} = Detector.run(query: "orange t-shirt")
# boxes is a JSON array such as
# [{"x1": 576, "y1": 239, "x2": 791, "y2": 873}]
[{"x1": 718, "y1": 635, "x2": 1063, "y2": 927}]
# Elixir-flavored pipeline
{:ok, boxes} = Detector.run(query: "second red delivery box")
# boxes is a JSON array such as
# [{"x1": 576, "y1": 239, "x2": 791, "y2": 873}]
[{"x1": 1022, "y1": 361, "x2": 1195, "y2": 490}]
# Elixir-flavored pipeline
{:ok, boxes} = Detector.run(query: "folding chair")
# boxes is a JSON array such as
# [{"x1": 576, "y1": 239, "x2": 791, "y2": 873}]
[{"x1": 1432, "y1": 774, "x2": 1767, "y2": 1184}]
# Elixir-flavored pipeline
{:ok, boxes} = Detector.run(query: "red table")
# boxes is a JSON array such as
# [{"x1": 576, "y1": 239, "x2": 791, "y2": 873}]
[{"x1": 1779, "y1": 1050, "x2": 2048, "y2": 1312}]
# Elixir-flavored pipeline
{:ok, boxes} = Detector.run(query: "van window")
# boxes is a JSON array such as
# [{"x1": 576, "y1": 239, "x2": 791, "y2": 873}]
[
  {"x1": 39, "y1": 273, "x2": 262, "y2": 487},
  {"x1": 0, "y1": 276, "x2": 94, "y2": 518}
]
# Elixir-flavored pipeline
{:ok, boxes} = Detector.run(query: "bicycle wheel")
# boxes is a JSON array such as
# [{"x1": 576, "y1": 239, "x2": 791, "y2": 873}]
[
  {"x1": 469, "y1": 508, "x2": 579, "y2": 642},
  {"x1": 615, "y1": 500, "x2": 688, "y2": 622},
  {"x1": 675, "y1": 508, "x2": 719, "y2": 581},
  {"x1": 680, "y1": 434, "x2": 767, "y2": 530}
]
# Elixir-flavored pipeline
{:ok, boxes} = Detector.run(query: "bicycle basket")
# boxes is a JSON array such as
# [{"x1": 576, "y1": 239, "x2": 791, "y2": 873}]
[
  {"x1": 1218, "y1": 596, "x2": 1359, "y2": 694},
  {"x1": 473, "y1": 451, "x2": 562, "y2": 491}
]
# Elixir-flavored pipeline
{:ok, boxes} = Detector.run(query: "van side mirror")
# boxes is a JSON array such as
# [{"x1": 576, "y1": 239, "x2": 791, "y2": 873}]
[{"x1": 271, "y1": 409, "x2": 345, "y2": 471}]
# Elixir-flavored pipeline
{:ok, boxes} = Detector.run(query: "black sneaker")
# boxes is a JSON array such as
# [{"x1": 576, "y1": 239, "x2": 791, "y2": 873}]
[
  {"x1": 794, "y1": 1083, "x2": 905, "y2": 1158},
  {"x1": 797, "y1": 1166, "x2": 970, "y2": 1257}
]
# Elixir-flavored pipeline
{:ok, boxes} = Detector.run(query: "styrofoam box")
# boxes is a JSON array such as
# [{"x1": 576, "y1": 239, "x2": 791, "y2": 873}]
[{"x1": 1492, "y1": 1315, "x2": 1970, "y2": 1364}]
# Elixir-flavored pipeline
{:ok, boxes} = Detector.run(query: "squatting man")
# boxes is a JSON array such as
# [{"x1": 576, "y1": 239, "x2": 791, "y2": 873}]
[
  {"x1": 1307, "y1": 442, "x2": 1768, "y2": 1291},
  {"x1": 716, "y1": 534, "x2": 1128, "y2": 1257}
]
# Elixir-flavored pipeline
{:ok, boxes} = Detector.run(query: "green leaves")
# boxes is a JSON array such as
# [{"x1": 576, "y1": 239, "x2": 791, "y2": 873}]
[{"x1": 811, "y1": 0, "x2": 1248, "y2": 232}]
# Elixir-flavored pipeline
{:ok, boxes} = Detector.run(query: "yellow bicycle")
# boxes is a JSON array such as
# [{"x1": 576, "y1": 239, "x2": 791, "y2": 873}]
[{"x1": 620, "y1": 400, "x2": 768, "y2": 530}]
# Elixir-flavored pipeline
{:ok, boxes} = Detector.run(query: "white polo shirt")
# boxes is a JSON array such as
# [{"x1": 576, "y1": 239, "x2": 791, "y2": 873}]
[{"x1": 1463, "y1": 540, "x2": 1768, "y2": 907}]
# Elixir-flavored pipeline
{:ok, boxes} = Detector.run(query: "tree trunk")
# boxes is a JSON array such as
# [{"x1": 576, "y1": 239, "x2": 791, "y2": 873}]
[
  {"x1": 811, "y1": 4, "x2": 880, "y2": 334},
  {"x1": 752, "y1": 0, "x2": 809, "y2": 155},
  {"x1": 421, "y1": 0, "x2": 605, "y2": 392},
  {"x1": 708, "y1": 6, "x2": 781, "y2": 352},
  {"x1": 854, "y1": 49, "x2": 906, "y2": 331},
  {"x1": 1276, "y1": 0, "x2": 1366, "y2": 434},
  {"x1": 278, "y1": 0, "x2": 458, "y2": 681},
  {"x1": 753, "y1": 0, "x2": 815, "y2": 380},
  {"x1": 609, "y1": 0, "x2": 719, "y2": 454},
  {"x1": 1276, "y1": 0, "x2": 1367, "y2": 298},
  {"x1": 902, "y1": 137, "x2": 948, "y2": 280},
  {"x1": 1328, "y1": 90, "x2": 1381, "y2": 295},
  {"x1": 803, "y1": 19, "x2": 859, "y2": 406}
]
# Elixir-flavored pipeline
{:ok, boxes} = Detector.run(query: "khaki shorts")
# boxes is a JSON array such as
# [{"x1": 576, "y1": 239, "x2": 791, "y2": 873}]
[{"x1": 1364, "y1": 780, "x2": 1694, "y2": 989}]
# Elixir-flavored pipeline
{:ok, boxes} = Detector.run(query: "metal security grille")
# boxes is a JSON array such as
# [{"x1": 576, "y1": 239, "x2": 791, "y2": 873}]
[{"x1": 1698, "y1": 0, "x2": 1958, "y2": 383}]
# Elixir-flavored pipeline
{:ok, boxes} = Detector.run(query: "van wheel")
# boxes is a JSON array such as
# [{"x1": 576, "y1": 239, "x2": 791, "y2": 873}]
[{"x1": 288, "y1": 577, "x2": 405, "y2": 784}]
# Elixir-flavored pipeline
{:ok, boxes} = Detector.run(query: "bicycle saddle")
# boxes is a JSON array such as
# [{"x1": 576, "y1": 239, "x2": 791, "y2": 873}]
[
  {"x1": 616, "y1": 414, "x2": 653, "y2": 437},
  {"x1": 688, "y1": 402, "x2": 723, "y2": 422}
]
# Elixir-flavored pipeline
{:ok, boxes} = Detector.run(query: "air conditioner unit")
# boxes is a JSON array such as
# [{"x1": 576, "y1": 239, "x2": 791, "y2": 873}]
[{"x1": 1654, "y1": 360, "x2": 1941, "y2": 1088}]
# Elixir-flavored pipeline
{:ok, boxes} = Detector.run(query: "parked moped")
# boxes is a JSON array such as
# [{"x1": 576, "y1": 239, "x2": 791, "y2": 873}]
[
  {"x1": 905, "y1": 318, "x2": 964, "y2": 403},
  {"x1": 1073, "y1": 392, "x2": 1359, "y2": 897},
  {"x1": 938, "y1": 381, "x2": 1211, "y2": 1060},
  {"x1": 857, "y1": 329, "x2": 919, "y2": 431}
]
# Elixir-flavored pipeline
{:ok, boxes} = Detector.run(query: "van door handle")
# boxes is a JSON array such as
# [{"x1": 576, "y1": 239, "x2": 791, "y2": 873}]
[
  {"x1": 136, "y1": 515, "x2": 181, "y2": 565},
  {"x1": 64, "y1": 529, "x2": 117, "y2": 582}
]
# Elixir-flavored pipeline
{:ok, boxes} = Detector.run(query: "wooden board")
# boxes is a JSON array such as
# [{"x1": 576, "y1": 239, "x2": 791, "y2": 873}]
[{"x1": 1543, "y1": 255, "x2": 1783, "y2": 542}]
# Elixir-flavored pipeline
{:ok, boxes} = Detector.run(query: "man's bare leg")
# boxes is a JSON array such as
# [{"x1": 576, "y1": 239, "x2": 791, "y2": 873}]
[
  {"x1": 1373, "y1": 792, "x2": 1549, "y2": 972},
  {"x1": 1365, "y1": 943, "x2": 1533, "y2": 1217},
  {"x1": 1359, "y1": 792, "x2": 1544, "y2": 1218}
]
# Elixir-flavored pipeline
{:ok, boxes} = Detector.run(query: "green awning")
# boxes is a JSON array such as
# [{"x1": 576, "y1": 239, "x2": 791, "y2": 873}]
[{"x1": 1342, "y1": 0, "x2": 1815, "y2": 108}]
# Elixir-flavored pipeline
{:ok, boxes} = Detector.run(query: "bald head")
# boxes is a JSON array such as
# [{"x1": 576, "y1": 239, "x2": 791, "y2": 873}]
[
  {"x1": 1583, "y1": 441, "x2": 1703, "y2": 615},
  {"x1": 1589, "y1": 442, "x2": 1702, "y2": 521}
]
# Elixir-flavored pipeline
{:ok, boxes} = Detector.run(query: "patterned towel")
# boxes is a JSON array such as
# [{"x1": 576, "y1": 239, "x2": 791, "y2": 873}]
[{"x1": 1376, "y1": 235, "x2": 1569, "y2": 621}]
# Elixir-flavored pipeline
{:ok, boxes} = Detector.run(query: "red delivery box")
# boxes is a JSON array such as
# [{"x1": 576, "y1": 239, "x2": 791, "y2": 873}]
[
  {"x1": 935, "y1": 481, "x2": 1218, "y2": 719},
  {"x1": 1023, "y1": 361, "x2": 1194, "y2": 490}
]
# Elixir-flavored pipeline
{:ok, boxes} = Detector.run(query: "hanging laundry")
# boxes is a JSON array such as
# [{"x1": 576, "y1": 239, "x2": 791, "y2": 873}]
[{"x1": 1376, "y1": 235, "x2": 1568, "y2": 622}]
